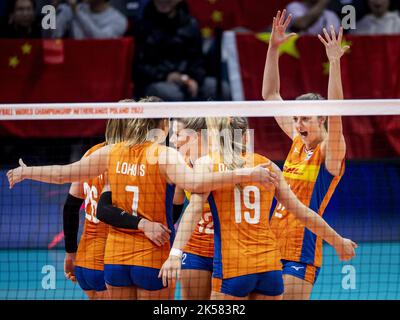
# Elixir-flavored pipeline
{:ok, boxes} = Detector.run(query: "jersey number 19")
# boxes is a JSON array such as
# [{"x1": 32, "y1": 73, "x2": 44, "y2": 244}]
[{"x1": 234, "y1": 186, "x2": 260, "y2": 224}]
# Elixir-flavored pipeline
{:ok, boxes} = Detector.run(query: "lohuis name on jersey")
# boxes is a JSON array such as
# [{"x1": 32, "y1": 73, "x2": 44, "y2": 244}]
[{"x1": 116, "y1": 162, "x2": 146, "y2": 176}]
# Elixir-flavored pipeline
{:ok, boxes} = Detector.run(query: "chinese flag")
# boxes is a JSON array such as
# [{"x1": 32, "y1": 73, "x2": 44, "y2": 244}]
[
  {"x1": 0, "y1": 38, "x2": 134, "y2": 138},
  {"x1": 42, "y1": 39, "x2": 65, "y2": 65}
]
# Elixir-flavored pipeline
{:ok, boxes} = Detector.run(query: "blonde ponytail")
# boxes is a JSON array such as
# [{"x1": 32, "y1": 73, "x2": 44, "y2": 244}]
[
  {"x1": 124, "y1": 96, "x2": 166, "y2": 147},
  {"x1": 206, "y1": 117, "x2": 248, "y2": 170}
]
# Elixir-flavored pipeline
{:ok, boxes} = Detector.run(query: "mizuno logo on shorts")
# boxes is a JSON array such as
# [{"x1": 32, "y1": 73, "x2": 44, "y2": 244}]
[{"x1": 291, "y1": 266, "x2": 304, "y2": 271}]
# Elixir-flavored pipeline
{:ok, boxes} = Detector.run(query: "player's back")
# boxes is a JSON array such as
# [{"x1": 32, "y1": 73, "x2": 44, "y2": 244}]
[
  {"x1": 105, "y1": 142, "x2": 175, "y2": 268},
  {"x1": 209, "y1": 153, "x2": 281, "y2": 279},
  {"x1": 76, "y1": 142, "x2": 109, "y2": 271}
]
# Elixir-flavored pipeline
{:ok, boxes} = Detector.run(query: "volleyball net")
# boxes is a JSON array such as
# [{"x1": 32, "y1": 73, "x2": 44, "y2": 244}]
[{"x1": 0, "y1": 100, "x2": 399, "y2": 300}]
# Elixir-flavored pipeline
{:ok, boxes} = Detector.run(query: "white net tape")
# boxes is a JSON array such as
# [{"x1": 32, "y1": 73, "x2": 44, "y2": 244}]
[{"x1": 0, "y1": 99, "x2": 400, "y2": 120}]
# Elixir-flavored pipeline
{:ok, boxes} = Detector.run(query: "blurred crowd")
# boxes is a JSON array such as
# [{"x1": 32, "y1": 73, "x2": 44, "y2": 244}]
[{"x1": 0, "y1": 0, "x2": 399, "y2": 101}]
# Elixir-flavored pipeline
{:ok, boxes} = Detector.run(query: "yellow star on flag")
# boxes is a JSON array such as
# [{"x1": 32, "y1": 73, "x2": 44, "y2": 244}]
[
  {"x1": 256, "y1": 32, "x2": 300, "y2": 59},
  {"x1": 9, "y1": 56, "x2": 20, "y2": 68},
  {"x1": 211, "y1": 10, "x2": 223, "y2": 23},
  {"x1": 342, "y1": 39, "x2": 352, "y2": 54},
  {"x1": 201, "y1": 27, "x2": 213, "y2": 39},
  {"x1": 21, "y1": 43, "x2": 32, "y2": 55}
]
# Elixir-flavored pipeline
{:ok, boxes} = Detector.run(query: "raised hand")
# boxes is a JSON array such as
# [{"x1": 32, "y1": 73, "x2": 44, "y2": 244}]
[
  {"x1": 7, "y1": 158, "x2": 27, "y2": 189},
  {"x1": 270, "y1": 9, "x2": 297, "y2": 48},
  {"x1": 318, "y1": 26, "x2": 350, "y2": 63}
]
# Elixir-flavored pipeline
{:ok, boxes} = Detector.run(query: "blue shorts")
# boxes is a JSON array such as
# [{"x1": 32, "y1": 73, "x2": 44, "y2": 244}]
[
  {"x1": 104, "y1": 264, "x2": 164, "y2": 291},
  {"x1": 281, "y1": 260, "x2": 321, "y2": 284},
  {"x1": 74, "y1": 266, "x2": 107, "y2": 292},
  {"x1": 212, "y1": 270, "x2": 284, "y2": 298},
  {"x1": 182, "y1": 252, "x2": 213, "y2": 272}
]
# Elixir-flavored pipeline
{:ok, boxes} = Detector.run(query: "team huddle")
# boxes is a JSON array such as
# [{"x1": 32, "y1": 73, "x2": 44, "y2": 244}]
[{"x1": 6, "y1": 11, "x2": 357, "y2": 300}]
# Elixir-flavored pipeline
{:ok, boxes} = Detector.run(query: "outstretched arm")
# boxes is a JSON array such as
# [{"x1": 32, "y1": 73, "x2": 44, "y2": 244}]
[
  {"x1": 7, "y1": 145, "x2": 112, "y2": 188},
  {"x1": 158, "y1": 147, "x2": 279, "y2": 194},
  {"x1": 318, "y1": 26, "x2": 348, "y2": 176},
  {"x1": 262, "y1": 10, "x2": 297, "y2": 139},
  {"x1": 63, "y1": 182, "x2": 84, "y2": 284},
  {"x1": 273, "y1": 163, "x2": 356, "y2": 261},
  {"x1": 158, "y1": 159, "x2": 211, "y2": 287}
]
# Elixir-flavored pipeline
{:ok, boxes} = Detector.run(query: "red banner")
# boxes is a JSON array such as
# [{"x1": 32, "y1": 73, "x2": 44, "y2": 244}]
[
  {"x1": 236, "y1": 34, "x2": 400, "y2": 100},
  {"x1": 235, "y1": 34, "x2": 400, "y2": 160},
  {"x1": 0, "y1": 38, "x2": 133, "y2": 138},
  {"x1": 0, "y1": 38, "x2": 134, "y2": 103}
]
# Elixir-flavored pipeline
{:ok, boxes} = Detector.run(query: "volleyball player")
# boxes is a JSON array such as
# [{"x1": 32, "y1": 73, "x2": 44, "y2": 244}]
[
  {"x1": 62, "y1": 118, "x2": 127, "y2": 300},
  {"x1": 159, "y1": 117, "x2": 356, "y2": 300},
  {"x1": 7, "y1": 115, "x2": 277, "y2": 300},
  {"x1": 169, "y1": 118, "x2": 215, "y2": 300},
  {"x1": 61, "y1": 99, "x2": 173, "y2": 299},
  {"x1": 262, "y1": 10, "x2": 349, "y2": 299}
]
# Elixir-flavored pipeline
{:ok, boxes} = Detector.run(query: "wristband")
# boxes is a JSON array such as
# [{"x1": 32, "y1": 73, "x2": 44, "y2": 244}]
[{"x1": 169, "y1": 248, "x2": 183, "y2": 258}]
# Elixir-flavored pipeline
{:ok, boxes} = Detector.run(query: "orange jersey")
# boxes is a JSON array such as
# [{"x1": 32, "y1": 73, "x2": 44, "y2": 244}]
[
  {"x1": 209, "y1": 153, "x2": 281, "y2": 279},
  {"x1": 270, "y1": 135, "x2": 345, "y2": 267},
  {"x1": 104, "y1": 142, "x2": 175, "y2": 269},
  {"x1": 75, "y1": 142, "x2": 110, "y2": 271},
  {"x1": 183, "y1": 190, "x2": 214, "y2": 258}
]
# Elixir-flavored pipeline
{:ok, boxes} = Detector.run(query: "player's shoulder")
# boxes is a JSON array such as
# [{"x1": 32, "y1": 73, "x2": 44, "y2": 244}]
[
  {"x1": 84, "y1": 141, "x2": 107, "y2": 157},
  {"x1": 251, "y1": 152, "x2": 281, "y2": 174},
  {"x1": 249, "y1": 152, "x2": 272, "y2": 167},
  {"x1": 291, "y1": 134, "x2": 302, "y2": 145}
]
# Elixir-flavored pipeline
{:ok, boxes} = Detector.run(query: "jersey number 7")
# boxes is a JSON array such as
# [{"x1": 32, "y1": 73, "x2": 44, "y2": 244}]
[{"x1": 126, "y1": 185, "x2": 139, "y2": 217}]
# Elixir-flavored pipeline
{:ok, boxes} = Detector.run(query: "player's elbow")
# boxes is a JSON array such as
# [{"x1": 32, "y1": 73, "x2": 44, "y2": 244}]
[
  {"x1": 96, "y1": 207, "x2": 106, "y2": 223},
  {"x1": 55, "y1": 172, "x2": 68, "y2": 184},
  {"x1": 325, "y1": 157, "x2": 344, "y2": 177},
  {"x1": 262, "y1": 91, "x2": 280, "y2": 101},
  {"x1": 287, "y1": 202, "x2": 308, "y2": 225}
]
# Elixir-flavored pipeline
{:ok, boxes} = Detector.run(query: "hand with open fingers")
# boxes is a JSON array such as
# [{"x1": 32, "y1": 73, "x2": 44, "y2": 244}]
[
  {"x1": 6, "y1": 158, "x2": 27, "y2": 189},
  {"x1": 335, "y1": 238, "x2": 358, "y2": 261},
  {"x1": 139, "y1": 219, "x2": 171, "y2": 247},
  {"x1": 158, "y1": 255, "x2": 182, "y2": 287},
  {"x1": 270, "y1": 9, "x2": 297, "y2": 48},
  {"x1": 64, "y1": 253, "x2": 77, "y2": 283},
  {"x1": 318, "y1": 25, "x2": 350, "y2": 62}
]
